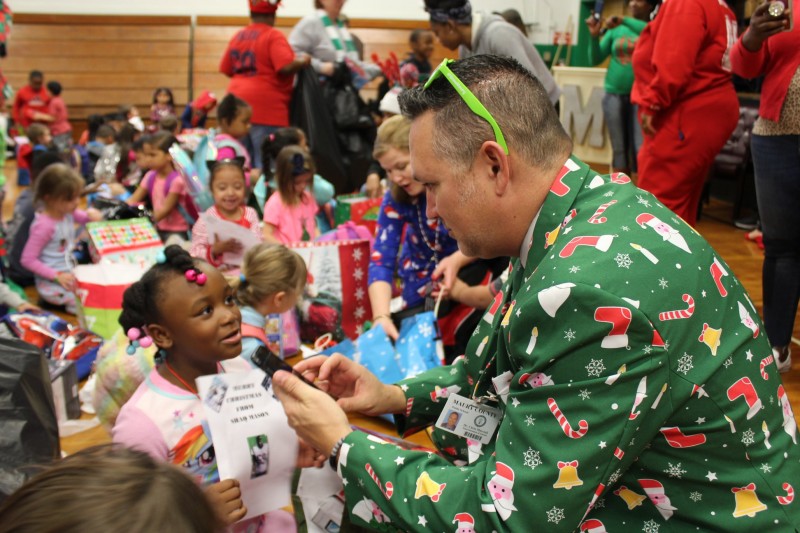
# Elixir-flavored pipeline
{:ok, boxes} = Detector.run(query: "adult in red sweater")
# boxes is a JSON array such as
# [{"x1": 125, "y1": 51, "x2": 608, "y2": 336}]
[
  {"x1": 12, "y1": 70, "x2": 51, "y2": 130},
  {"x1": 730, "y1": 0, "x2": 799, "y2": 373},
  {"x1": 219, "y1": 0, "x2": 310, "y2": 171},
  {"x1": 632, "y1": 0, "x2": 739, "y2": 226}
]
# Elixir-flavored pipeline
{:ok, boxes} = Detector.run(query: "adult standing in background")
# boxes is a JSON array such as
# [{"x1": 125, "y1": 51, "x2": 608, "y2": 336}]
[
  {"x1": 12, "y1": 70, "x2": 51, "y2": 130},
  {"x1": 288, "y1": 0, "x2": 382, "y2": 81},
  {"x1": 424, "y1": 0, "x2": 561, "y2": 106},
  {"x1": 631, "y1": 0, "x2": 739, "y2": 226},
  {"x1": 730, "y1": 0, "x2": 799, "y2": 373},
  {"x1": 220, "y1": 0, "x2": 310, "y2": 171},
  {"x1": 585, "y1": 0, "x2": 657, "y2": 175}
]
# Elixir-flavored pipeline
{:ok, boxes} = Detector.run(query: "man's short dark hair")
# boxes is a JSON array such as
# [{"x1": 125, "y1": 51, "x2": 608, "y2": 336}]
[{"x1": 399, "y1": 54, "x2": 571, "y2": 172}]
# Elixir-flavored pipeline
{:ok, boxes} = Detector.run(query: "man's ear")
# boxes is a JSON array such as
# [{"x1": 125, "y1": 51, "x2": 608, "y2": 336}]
[
  {"x1": 479, "y1": 141, "x2": 511, "y2": 196},
  {"x1": 147, "y1": 324, "x2": 173, "y2": 350}
]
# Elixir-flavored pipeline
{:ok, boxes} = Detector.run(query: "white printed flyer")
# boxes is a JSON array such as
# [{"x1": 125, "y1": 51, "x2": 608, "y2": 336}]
[{"x1": 197, "y1": 368, "x2": 298, "y2": 520}]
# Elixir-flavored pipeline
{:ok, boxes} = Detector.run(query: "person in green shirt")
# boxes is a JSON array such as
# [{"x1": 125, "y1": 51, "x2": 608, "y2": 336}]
[{"x1": 586, "y1": 0, "x2": 657, "y2": 174}]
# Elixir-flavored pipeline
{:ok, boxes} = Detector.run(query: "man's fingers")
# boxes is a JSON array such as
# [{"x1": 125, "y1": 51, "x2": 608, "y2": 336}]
[{"x1": 272, "y1": 370, "x2": 305, "y2": 404}]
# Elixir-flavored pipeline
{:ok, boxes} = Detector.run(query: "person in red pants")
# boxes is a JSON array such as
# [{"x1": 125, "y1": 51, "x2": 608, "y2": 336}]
[{"x1": 632, "y1": 0, "x2": 739, "y2": 226}]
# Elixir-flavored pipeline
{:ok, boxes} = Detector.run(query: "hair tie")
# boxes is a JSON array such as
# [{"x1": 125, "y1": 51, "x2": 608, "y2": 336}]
[
  {"x1": 156, "y1": 250, "x2": 166, "y2": 264},
  {"x1": 185, "y1": 268, "x2": 207, "y2": 286},
  {"x1": 239, "y1": 273, "x2": 246, "y2": 283},
  {"x1": 126, "y1": 326, "x2": 154, "y2": 355},
  {"x1": 291, "y1": 152, "x2": 308, "y2": 177}
]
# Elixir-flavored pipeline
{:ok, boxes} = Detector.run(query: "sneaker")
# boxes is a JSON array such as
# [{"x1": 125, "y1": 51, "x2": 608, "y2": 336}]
[
  {"x1": 774, "y1": 346, "x2": 792, "y2": 373},
  {"x1": 734, "y1": 215, "x2": 759, "y2": 231}
]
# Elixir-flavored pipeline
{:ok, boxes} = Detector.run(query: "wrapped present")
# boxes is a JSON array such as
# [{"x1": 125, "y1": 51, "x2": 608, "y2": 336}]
[
  {"x1": 3, "y1": 312, "x2": 103, "y2": 380},
  {"x1": 291, "y1": 239, "x2": 372, "y2": 341},
  {"x1": 321, "y1": 311, "x2": 442, "y2": 384},
  {"x1": 333, "y1": 194, "x2": 381, "y2": 235},
  {"x1": 74, "y1": 263, "x2": 148, "y2": 340},
  {"x1": 86, "y1": 217, "x2": 163, "y2": 266}
]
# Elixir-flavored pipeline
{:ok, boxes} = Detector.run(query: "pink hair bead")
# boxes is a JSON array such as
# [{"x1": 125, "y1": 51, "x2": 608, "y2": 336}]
[
  {"x1": 139, "y1": 336, "x2": 153, "y2": 348},
  {"x1": 185, "y1": 270, "x2": 197, "y2": 282},
  {"x1": 127, "y1": 327, "x2": 141, "y2": 341},
  {"x1": 196, "y1": 273, "x2": 207, "y2": 285}
]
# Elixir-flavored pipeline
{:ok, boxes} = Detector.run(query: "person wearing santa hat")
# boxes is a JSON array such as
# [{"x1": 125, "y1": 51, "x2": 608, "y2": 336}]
[
  {"x1": 180, "y1": 90, "x2": 217, "y2": 130},
  {"x1": 220, "y1": 0, "x2": 310, "y2": 172}
]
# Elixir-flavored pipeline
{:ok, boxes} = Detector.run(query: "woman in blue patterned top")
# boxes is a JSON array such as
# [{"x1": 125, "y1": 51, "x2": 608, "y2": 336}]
[{"x1": 368, "y1": 116, "x2": 506, "y2": 361}]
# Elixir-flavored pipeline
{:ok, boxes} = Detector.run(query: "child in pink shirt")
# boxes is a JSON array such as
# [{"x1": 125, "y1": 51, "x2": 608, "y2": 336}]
[
  {"x1": 46, "y1": 81, "x2": 72, "y2": 154},
  {"x1": 126, "y1": 131, "x2": 190, "y2": 243},
  {"x1": 262, "y1": 146, "x2": 318, "y2": 244}
]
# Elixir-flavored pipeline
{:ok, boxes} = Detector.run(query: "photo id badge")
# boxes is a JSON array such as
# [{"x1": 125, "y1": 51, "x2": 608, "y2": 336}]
[{"x1": 435, "y1": 393, "x2": 502, "y2": 444}]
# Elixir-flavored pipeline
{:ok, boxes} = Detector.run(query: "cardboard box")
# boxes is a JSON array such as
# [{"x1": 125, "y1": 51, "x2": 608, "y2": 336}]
[{"x1": 48, "y1": 359, "x2": 81, "y2": 423}]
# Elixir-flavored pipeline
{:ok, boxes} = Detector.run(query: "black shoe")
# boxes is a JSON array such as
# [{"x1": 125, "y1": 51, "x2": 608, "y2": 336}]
[{"x1": 734, "y1": 215, "x2": 759, "y2": 231}]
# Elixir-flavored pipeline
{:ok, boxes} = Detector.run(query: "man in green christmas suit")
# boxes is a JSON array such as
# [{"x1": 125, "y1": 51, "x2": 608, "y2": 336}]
[{"x1": 274, "y1": 55, "x2": 800, "y2": 531}]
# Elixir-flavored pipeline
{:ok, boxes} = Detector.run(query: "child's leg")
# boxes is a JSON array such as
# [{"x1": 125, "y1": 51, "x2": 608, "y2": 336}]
[{"x1": 35, "y1": 277, "x2": 78, "y2": 314}]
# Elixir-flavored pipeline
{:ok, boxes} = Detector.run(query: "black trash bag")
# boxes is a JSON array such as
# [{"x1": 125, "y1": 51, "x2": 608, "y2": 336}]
[
  {"x1": 323, "y1": 62, "x2": 376, "y2": 193},
  {"x1": 290, "y1": 67, "x2": 349, "y2": 194},
  {"x1": 92, "y1": 197, "x2": 153, "y2": 221},
  {"x1": 0, "y1": 339, "x2": 60, "y2": 502}
]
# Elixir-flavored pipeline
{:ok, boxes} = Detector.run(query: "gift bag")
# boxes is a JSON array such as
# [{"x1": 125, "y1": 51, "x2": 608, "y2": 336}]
[
  {"x1": 0, "y1": 339, "x2": 60, "y2": 499},
  {"x1": 86, "y1": 217, "x2": 163, "y2": 266},
  {"x1": 3, "y1": 311, "x2": 103, "y2": 380},
  {"x1": 74, "y1": 263, "x2": 148, "y2": 340},
  {"x1": 333, "y1": 194, "x2": 381, "y2": 235},
  {"x1": 245, "y1": 309, "x2": 301, "y2": 359},
  {"x1": 291, "y1": 239, "x2": 371, "y2": 341},
  {"x1": 321, "y1": 311, "x2": 442, "y2": 384}
]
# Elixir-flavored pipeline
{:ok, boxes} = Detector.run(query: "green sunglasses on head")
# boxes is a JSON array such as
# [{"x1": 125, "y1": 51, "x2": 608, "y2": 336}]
[{"x1": 424, "y1": 58, "x2": 509, "y2": 154}]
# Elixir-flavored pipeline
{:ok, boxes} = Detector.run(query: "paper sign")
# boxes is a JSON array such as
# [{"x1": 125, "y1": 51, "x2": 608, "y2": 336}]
[
  {"x1": 197, "y1": 368, "x2": 298, "y2": 520},
  {"x1": 204, "y1": 215, "x2": 261, "y2": 266}
]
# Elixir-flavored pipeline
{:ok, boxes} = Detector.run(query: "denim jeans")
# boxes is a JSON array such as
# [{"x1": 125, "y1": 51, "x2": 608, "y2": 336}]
[
  {"x1": 243, "y1": 124, "x2": 280, "y2": 170},
  {"x1": 750, "y1": 133, "x2": 800, "y2": 347},
  {"x1": 602, "y1": 93, "x2": 642, "y2": 171}
]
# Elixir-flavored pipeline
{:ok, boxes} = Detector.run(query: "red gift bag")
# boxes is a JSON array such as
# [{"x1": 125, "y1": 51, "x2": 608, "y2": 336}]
[{"x1": 290, "y1": 239, "x2": 372, "y2": 341}]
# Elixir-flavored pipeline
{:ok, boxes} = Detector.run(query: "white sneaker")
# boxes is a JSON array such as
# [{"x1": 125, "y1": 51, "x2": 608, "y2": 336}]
[{"x1": 774, "y1": 346, "x2": 792, "y2": 373}]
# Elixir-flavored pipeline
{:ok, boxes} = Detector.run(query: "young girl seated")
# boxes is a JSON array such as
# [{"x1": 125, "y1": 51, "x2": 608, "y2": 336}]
[
  {"x1": 112, "y1": 245, "x2": 297, "y2": 532},
  {"x1": 150, "y1": 87, "x2": 175, "y2": 127},
  {"x1": 190, "y1": 160, "x2": 262, "y2": 275},
  {"x1": 126, "y1": 131, "x2": 191, "y2": 244},
  {"x1": 20, "y1": 163, "x2": 102, "y2": 313},
  {"x1": 259, "y1": 127, "x2": 335, "y2": 229},
  {"x1": 234, "y1": 243, "x2": 307, "y2": 365},
  {"x1": 262, "y1": 146, "x2": 318, "y2": 244}
]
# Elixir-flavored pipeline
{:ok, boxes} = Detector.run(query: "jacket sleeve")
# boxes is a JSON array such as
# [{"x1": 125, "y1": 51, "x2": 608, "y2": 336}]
[
  {"x1": 393, "y1": 357, "x2": 469, "y2": 437},
  {"x1": 21, "y1": 216, "x2": 59, "y2": 280},
  {"x1": 636, "y1": 0, "x2": 706, "y2": 110},
  {"x1": 367, "y1": 192, "x2": 404, "y2": 287},
  {"x1": 336, "y1": 284, "x2": 671, "y2": 531},
  {"x1": 730, "y1": 29, "x2": 770, "y2": 79}
]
